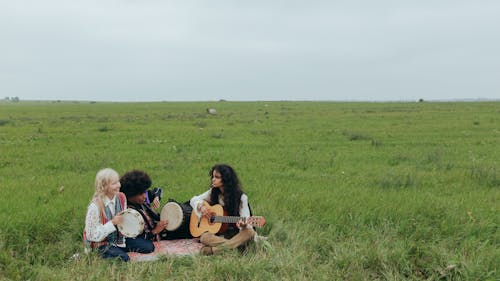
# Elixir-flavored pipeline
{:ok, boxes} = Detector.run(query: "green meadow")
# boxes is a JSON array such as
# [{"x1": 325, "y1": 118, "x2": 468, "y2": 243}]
[{"x1": 0, "y1": 101, "x2": 498, "y2": 280}]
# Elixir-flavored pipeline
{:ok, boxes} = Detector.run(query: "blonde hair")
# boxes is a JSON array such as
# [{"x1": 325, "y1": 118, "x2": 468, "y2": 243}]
[{"x1": 94, "y1": 168, "x2": 119, "y2": 201}]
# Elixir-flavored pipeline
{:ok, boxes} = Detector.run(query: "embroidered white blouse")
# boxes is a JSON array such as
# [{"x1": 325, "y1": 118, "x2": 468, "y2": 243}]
[{"x1": 85, "y1": 195, "x2": 127, "y2": 247}]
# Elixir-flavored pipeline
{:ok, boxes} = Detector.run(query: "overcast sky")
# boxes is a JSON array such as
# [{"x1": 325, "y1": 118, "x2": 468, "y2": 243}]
[{"x1": 1, "y1": 0, "x2": 499, "y2": 102}]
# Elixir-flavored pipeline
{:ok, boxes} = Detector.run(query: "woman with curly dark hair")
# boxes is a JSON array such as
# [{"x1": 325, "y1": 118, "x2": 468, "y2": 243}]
[
  {"x1": 190, "y1": 164, "x2": 255, "y2": 255},
  {"x1": 120, "y1": 170, "x2": 168, "y2": 253}
]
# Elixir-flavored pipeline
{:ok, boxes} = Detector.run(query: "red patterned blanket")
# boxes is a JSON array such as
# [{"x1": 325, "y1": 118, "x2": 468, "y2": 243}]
[{"x1": 128, "y1": 239, "x2": 203, "y2": 262}]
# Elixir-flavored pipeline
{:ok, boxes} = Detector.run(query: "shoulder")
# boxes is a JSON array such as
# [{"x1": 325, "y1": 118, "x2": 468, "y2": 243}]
[
  {"x1": 198, "y1": 189, "x2": 213, "y2": 197},
  {"x1": 127, "y1": 204, "x2": 140, "y2": 210},
  {"x1": 117, "y1": 192, "x2": 127, "y2": 205},
  {"x1": 86, "y1": 201, "x2": 99, "y2": 213},
  {"x1": 118, "y1": 192, "x2": 126, "y2": 200}
]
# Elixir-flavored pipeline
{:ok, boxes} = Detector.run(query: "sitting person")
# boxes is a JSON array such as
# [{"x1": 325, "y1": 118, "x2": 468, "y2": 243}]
[
  {"x1": 190, "y1": 164, "x2": 255, "y2": 255},
  {"x1": 84, "y1": 168, "x2": 150, "y2": 262},
  {"x1": 120, "y1": 170, "x2": 169, "y2": 248}
]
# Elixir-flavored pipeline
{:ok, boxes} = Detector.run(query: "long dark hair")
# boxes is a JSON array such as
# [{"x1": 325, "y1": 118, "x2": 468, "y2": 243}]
[{"x1": 209, "y1": 164, "x2": 243, "y2": 216}]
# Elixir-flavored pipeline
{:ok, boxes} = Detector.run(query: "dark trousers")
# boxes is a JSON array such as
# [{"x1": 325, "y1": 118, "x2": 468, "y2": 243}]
[
  {"x1": 98, "y1": 238, "x2": 154, "y2": 262},
  {"x1": 125, "y1": 237, "x2": 155, "y2": 253},
  {"x1": 98, "y1": 245, "x2": 130, "y2": 262}
]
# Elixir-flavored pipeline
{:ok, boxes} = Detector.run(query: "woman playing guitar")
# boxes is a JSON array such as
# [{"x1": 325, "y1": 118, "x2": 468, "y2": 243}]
[{"x1": 190, "y1": 164, "x2": 255, "y2": 255}]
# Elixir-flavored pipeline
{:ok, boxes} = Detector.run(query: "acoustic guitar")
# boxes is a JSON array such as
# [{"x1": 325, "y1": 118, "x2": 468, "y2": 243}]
[{"x1": 189, "y1": 201, "x2": 266, "y2": 237}]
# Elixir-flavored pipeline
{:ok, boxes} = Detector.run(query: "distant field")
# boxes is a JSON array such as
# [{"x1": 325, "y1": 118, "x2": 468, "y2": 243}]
[{"x1": 0, "y1": 101, "x2": 498, "y2": 280}]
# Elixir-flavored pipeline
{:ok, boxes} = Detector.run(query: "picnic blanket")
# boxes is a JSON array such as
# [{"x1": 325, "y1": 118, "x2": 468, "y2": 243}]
[{"x1": 129, "y1": 239, "x2": 203, "y2": 262}]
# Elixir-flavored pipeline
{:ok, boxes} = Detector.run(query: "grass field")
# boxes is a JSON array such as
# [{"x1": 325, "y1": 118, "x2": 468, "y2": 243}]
[{"x1": 0, "y1": 101, "x2": 498, "y2": 280}]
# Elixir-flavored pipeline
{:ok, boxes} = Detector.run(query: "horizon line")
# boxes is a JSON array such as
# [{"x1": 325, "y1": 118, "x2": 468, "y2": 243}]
[{"x1": 2, "y1": 97, "x2": 499, "y2": 103}]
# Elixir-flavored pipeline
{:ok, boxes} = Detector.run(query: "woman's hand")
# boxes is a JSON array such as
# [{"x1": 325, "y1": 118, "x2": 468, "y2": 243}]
[
  {"x1": 111, "y1": 214, "x2": 123, "y2": 226},
  {"x1": 152, "y1": 220, "x2": 168, "y2": 235},
  {"x1": 200, "y1": 205, "x2": 211, "y2": 218},
  {"x1": 236, "y1": 218, "x2": 247, "y2": 229}
]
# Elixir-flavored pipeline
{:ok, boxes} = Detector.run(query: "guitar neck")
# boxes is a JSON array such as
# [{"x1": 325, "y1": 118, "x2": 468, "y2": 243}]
[
  {"x1": 211, "y1": 215, "x2": 265, "y2": 228},
  {"x1": 212, "y1": 216, "x2": 244, "y2": 224}
]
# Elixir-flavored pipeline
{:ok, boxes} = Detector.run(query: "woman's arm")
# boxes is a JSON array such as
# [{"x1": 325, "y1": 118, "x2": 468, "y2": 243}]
[
  {"x1": 237, "y1": 194, "x2": 252, "y2": 229},
  {"x1": 239, "y1": 194, "x2": 251, "y2": 218},
  {"x1": 189, "y1": 189, "x2": 211, "y2": 218}
]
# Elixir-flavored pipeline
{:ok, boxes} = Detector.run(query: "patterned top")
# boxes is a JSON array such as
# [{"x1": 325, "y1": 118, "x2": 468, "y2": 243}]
[{"x1": 128, "y1": 202, "x2": 162, "y2": 241}]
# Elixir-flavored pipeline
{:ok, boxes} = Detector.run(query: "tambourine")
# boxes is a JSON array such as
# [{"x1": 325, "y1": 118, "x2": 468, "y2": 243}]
[{"x1": 117, "y1": 208, "x2": 144, "y2": 238}]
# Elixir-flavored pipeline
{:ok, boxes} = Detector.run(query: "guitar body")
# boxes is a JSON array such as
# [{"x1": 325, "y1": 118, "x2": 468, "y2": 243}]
[
  {"x1": 189, "y1": 202, "x2": 266, "y2": 238},
  {"x1": 189, "y1": 202, "x2": 224, "y2": 238},
  {"x1": 216, "y1": 208, "x2": 231, "y2": 235}
]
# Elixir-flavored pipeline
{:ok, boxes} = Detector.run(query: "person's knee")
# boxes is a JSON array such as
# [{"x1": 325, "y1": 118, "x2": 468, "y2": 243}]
[
  {"x1": 243, "y1": 228, "x2": 255, "y2": 241},
  {"x1": 127, "y1": 238, "x2": 155, "y2": 253},
  {"x1": 135, "y1": 240, "x2": 154, "y2": 253},
  {"x1": 243, "y1": 227, "x2": 255, "y2": 236},
  {"x1": 120, "y1": 253, "x2": 130, "y2": 262},
  {"x1": 141, "y1": 241, "x2": 155, "y2": 253},
  {"x1": 200, "y1": 232, "x2": 210, "y2": 245},
  {"x1": 102, "y1": 246, "x2": 130, "y2": 262}
]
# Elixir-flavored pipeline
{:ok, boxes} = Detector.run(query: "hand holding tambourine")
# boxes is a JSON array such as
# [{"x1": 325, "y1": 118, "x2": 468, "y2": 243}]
[
  {"x1": 111, "y1": 214, "x2": 123, "y2": 225},
  {"x1": 116, "y1": 209, "x2": 145, "y2": 238}
]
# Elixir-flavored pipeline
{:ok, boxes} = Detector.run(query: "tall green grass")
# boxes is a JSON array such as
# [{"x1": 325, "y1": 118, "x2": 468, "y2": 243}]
[{"x1": 0, "y1": 101, "x2": 498, "y2": 280}]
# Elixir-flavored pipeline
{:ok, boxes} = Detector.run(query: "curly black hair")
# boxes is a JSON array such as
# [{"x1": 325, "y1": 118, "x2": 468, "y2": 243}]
[
  {"x1": 120, "y1": 169, "x2": 152, "y2": 199},
  {"x1": 209, "y1": 164, "x2": 244, "y2": 216}
]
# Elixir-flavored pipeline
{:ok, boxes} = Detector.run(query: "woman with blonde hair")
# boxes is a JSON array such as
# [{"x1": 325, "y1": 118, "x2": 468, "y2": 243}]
[{"x1": 84, "y1": 168, "x2": 132, "y2": 261}]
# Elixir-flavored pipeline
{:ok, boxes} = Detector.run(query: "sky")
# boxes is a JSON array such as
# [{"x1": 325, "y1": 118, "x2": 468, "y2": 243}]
[{"x1": 1, "y1": 0, "x2": 499, "y2": 102}]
